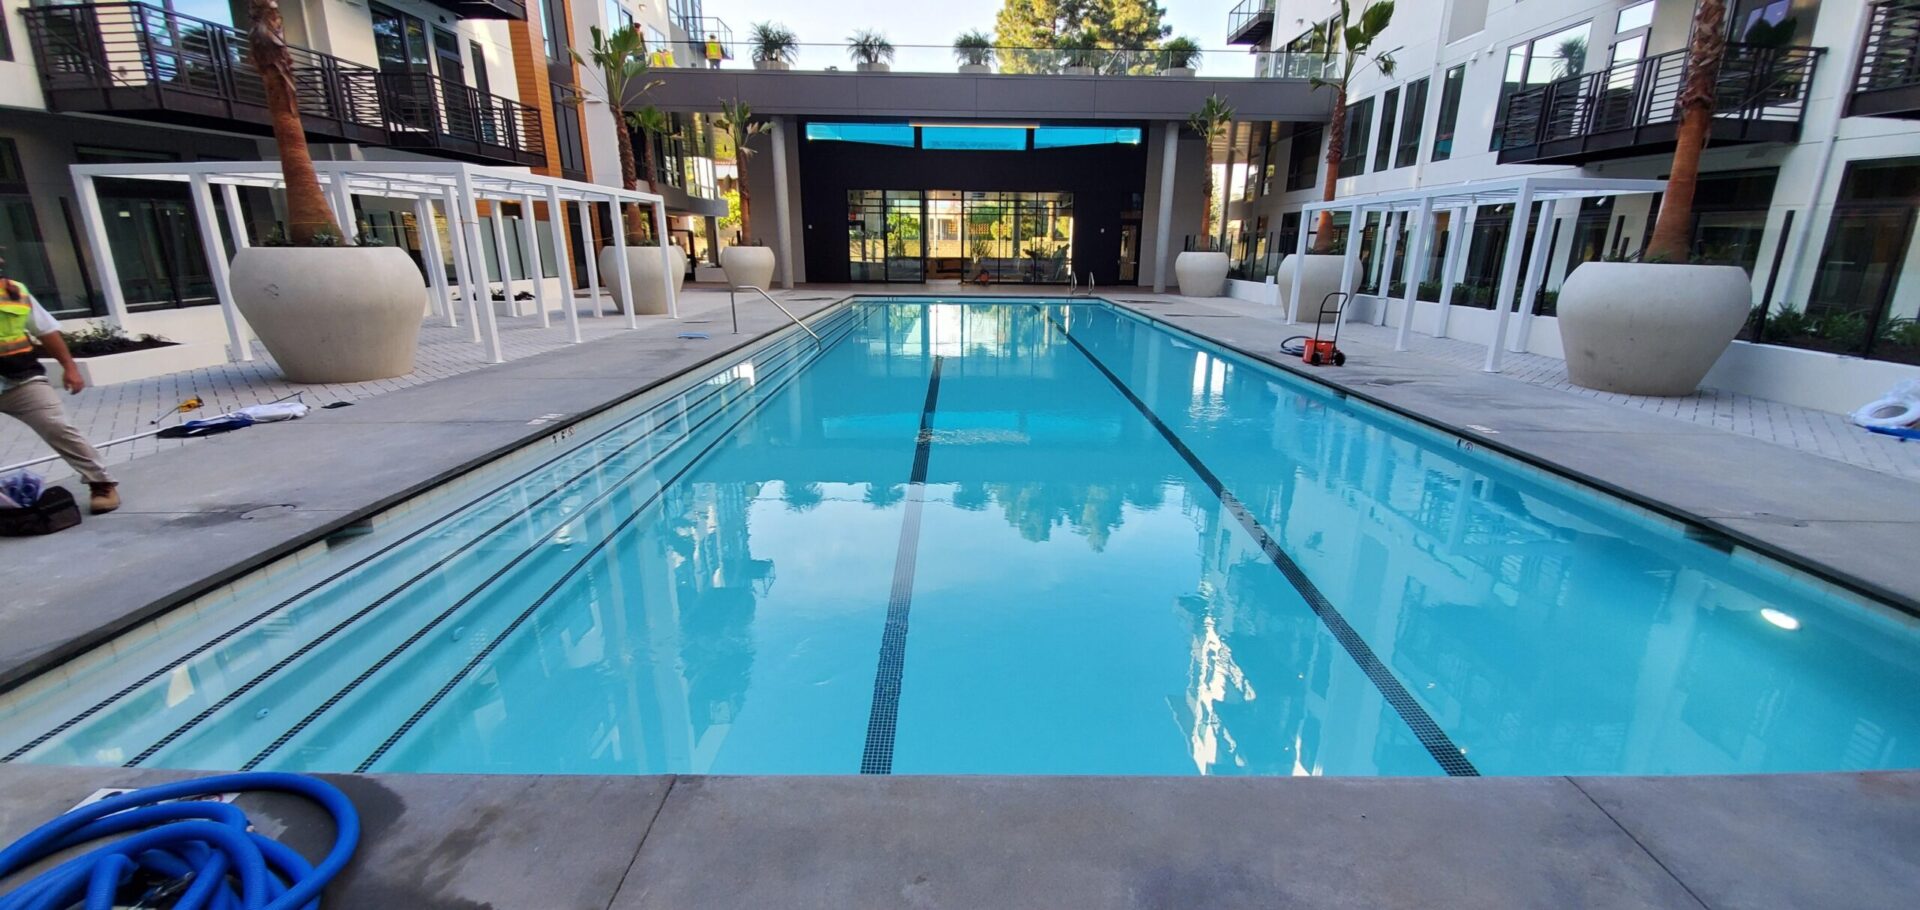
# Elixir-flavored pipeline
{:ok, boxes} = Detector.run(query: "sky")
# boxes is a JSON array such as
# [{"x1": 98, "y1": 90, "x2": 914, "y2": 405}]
[{"x1": 692, "y1": 0, "x2": 1263, "y2": 76}]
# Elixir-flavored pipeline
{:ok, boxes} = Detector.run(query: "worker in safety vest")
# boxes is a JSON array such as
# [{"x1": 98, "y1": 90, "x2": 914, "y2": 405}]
[
  {"x1": 651, "y1": 45, "x2": 675, "y2": 68},
  {"x1": 704, "y1": 34, "x2": 723, "y2": 69},
  {"x1": 0, "y1": 251, "x2": 119, "y2": 513}
]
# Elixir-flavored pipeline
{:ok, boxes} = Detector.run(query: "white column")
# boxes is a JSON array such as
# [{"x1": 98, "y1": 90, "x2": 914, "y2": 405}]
[
  {"x1": 1395, "y1": 196, "x2": 1435, "y2": 353},
  {"x1": 441, "y1": 187, "x2": 474, "y2": 335},
  {"x1": 651, "y1": 199, "x2": 677, "y2": 318},
  {"x1": 413, "y1": 197, "x2": 449, "y2": 320},
  {"x1": 612, "y1": 197, "x2": 637, "y2": 329},
  {"x1": 1435, "y1": 206, "x2": 1473, "y2": 340},
  {"x1": 73, "y1": 174, "x2": 130, "y2": 327},
  {"x1": 488, "y1": 200, "x2": 516, "y2": 315},
  {"x1": 1335, "y1": 206, "x2": 1363, "y2": 324},
  {"x1": 520, "y1": 194, "x2": 549, "y2": 328},
  {"x1": 1285, "y1": 209, "x2": 1311, "y2": 324},
  {"x1": 1484, "y1": 182, "x2": 1536, "y2": 373},
  {"x1": 547, "y1": 187, "x2": 583, "y2": 344},
  {"x1": 1509, "y1": 198, "x2": 1558, "y2": 354},
  {"x1": 187, "y1": 174, "x2": 248, "y2": 364},
  {"x1": 1151, "y1": 121, "x2": 1178, "y2": 293},
  {"x1": 1374, "y1": 209, "x2": 1402, "y2": 327},
  {"x1": 576, "y1": 200, "x2": 604, "y2": 319},
  {"x1": 456, "y1": 172, "x2": 505, "y2": 362},
  {"x1": 327, "y1": 173, "x2": 356, "y2": 239},
  {"x1": 219, "y1": 183, "x2": 251, "y2": 250},
  {"x1": 769, "y1": 117, "x2": 796, "y2": 290}
]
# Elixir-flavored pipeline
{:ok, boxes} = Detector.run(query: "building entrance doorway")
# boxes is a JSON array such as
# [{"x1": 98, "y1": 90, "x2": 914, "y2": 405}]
[{"x1": 846, "y1": 190, "x2": 1073, "y2": 283}]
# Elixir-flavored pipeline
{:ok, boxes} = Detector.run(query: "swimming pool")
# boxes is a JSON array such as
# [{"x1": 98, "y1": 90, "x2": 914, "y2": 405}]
[{"x1": 4, "y1": 299, "x2": 1918, "y2": 777}]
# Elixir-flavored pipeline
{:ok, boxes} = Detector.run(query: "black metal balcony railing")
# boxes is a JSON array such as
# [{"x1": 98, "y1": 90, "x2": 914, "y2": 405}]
[
  {"x1": 1850, "y1": 0, "x2": 1920, "y2": 118},
  {"x1": 1226, "y1": 0, "x2": 1276, "y2": 47},
  {"x1": 23, "y1": 3, "x2": 543, "y2": 166},
  {"x1": 1497, "y1": 43, "x2": 1821, "y2": 165},
  {"x1": 378, "y1": 73, "x2": 545, "y2": 167}
]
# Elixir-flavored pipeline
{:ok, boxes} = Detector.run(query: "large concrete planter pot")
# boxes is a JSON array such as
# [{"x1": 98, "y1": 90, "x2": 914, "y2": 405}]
[
  {"x1": 720, "y1": 245, "x2": 776, "y2": 290},
  {"x1": 1174, "y1": 251, "x2": 1230, "y2": 297},
  {"x1": 1556, "y1": 261, "x2": 1752, "y2": 396},
  {"x1": 1275, "y1": 253, "x2": 1347, "y2": 322},
  {"x1": 752, "y1": 60, "x2": 790, "y2": 71},
  {"x1": 597, "y1": 245, "x2": 686, "y2": 315},
  {"x1": 230, "y1": 246, "x2": 422, "y2": 383},
  {"x1": 1159, "y1": 66, "x2": 1196, "y2": 77},
  {"x1": 856, "y1": 62, "x2": 890, "y2": 73},
  {"x1": 959, "y1": 63, "x2": 991, "y2": 74},
  {"x1": 1063, "y1": 65, "x2": 1096, "y2": 75}
]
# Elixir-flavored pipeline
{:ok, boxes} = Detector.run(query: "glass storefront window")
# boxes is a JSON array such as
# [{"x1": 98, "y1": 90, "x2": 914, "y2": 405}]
[
  {"x1": 921, "y1": 127, "x2": 1027, "y2": 151},
  {"x1": 846, "y1": 190, "x2": 1074, "y2": 284},
  {"x1": 806, "y1": 123, "x2": 915, "y2": 146}
]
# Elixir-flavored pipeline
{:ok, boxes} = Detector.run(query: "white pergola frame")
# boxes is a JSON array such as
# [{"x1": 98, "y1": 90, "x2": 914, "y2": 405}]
[
  {"x1": 1290, "y1": 176, "x2": 1667, "y2": 373},
  {"x1": 69, "y1": 160, "x2": 679, "y2": 365}
]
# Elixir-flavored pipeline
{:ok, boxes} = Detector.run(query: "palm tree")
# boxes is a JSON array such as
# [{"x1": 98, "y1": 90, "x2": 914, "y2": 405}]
[
  {"x1": 1310, "y1": 0, "x2": 1397, "y2": 252},
  {"x1": 1188, "y1": 94, "x2": 1233, "y2": 248},
  {"x1": 715, "y1": 99, "x2": 767, "y2": 240},
  {"x1": 574, "y1": 26, "x2": 658, "y2": 242},
  {"x1": 1644, "y1": 0, "x2": 1728, "y2": 263},
  {"x1": 632, "y1": 105, "x2": 673, "y2": 189},
  {"x1": 245, "y1": 0, "x2": 334, "y2": 244}
]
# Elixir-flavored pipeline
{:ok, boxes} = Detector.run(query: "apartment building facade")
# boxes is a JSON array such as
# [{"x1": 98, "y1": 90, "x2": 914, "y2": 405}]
[
  {"x1": 1219, "y1": 0, "x2": 1920, "y2": 380},
  {"x1": 0, "y1": 0, "x2": 721, "y2": 320}
]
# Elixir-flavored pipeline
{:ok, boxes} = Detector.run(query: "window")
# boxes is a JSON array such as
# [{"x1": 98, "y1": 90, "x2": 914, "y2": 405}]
[
  {"x1": 1732, "y1": 0, "x2": 1809, "y2": 46},
  {"x1": 1685, "y1": 168, "x2": 1779, "y2": 273},
  {"x1": 922, "y1": 126, "x2": 1027, "y2": 150},
  {"x1": 1494, "y1": 22, "x2": 1592, "y2": 150},
  {"x1": 1779, "y1": 158, "x2": 1920, "y2": 363},
  {"x1": 1033, "y1": 126, "x2": 1142, "y2": 148},
  {"x1": 1432, "y1": 65, "x2": 1464, "y2": 161},
  {"x1": 1447, "y1": 0, "x2": 1489, "y2": 44},
  {"x1": 1610, "y1": 2, "x2": 1655, "y2": 70},
  {"x1": 1373, "y1": 87, "x2": 1399, "y2": 172},
  {"x1": 1338, "y1": 96, "x2": 1373, "y2": 178},
  {"x1": 1395, "y1": 78, "x2": 1428, "y2": 168},
  {"x1": 805, "y1": 123, "x2": 915, "y2": 146},
  {"x1": 1285, "y1": 125, "x2": 1321, "y2": 191},
  {"x1": 470, "y1": 41, "x2": 491, "y2": 95},
  {"x1": 551, "y1": 84, "x2": 587, "y2": 179},
  {"x1": 0, "y1": 140, "x2": 56, "y2": 302},
  {"x1": 605, "y1": 0, "x2": 635, "y2": 30}
]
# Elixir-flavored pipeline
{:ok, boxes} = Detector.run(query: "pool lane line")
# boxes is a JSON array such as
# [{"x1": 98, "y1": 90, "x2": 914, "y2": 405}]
[
  {"x1": 859, "y1": 355, "x2": 944, "y2": 775},
  {"x1": 348, "y1": 318, "x2": 870, "y2": 773},
  {"x1": 116, "y1": 311, "x2": 869, "y2": 771},
  {"x1": 1045, "y1": 313, "x2": 1480, "y2": 778},
  {"x1": 1, "y1": 307, "x2": 862, "y2": 765}
]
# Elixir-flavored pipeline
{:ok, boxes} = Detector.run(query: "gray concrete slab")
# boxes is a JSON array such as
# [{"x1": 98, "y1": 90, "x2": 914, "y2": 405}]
[
  {"x1": 610, "y1": 775, "x2": 1701, "y2": 910},
  {"x1": 0, "y1": 765, "x2": 671, "y2": 909},
  {"x1": 1573, "y1": 773, "x2": 1920, "y2": 910}
]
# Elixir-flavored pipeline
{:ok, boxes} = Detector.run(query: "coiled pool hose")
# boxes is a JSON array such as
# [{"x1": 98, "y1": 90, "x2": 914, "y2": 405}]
[{"x1": 0, "y1": 772, "x2": 359, "y2": 910}]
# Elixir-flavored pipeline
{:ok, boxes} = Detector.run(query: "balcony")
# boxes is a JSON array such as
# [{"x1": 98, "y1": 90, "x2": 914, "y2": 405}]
[
  {"x1": 1849, "y1": 0, "x2": 1920, "y2": 119},
  {"x1": 377, "y1": 73, "x2": 545, "y2": 167},
  {"x1": 1496, "y1": 43, "x2": 1821, "y2": 165},
  {"x1": 24, "y1": 3, "x2": 543, "y2": 167},
  {"x1": 414, "y1": 0, "x2": 527, "y2": 21},
  {"x1": 1226, "y1": 0, "x2": 1275, "y2": 47}
]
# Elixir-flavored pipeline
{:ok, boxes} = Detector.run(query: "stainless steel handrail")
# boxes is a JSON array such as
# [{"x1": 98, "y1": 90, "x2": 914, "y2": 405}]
[{"x1": 729, "y1": 285, "x2": 822, "y2": 345}]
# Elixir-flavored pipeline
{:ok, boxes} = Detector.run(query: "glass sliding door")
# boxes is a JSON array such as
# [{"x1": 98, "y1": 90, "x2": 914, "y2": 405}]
[
  {"x1": 847, "y1": 190, "x2": 885, "y2": 282},
  {"x1": 844, "y1": 189, "x2": 1075, "y2": 283},
  {"x1": 884, "y1": 191, "x2": 923, "y2": 282}
]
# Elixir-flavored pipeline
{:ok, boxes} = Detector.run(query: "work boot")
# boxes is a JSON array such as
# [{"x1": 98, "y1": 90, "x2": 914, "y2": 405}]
[{"x1": 88, "y1": 483, "x2": 120, "y2": 515}]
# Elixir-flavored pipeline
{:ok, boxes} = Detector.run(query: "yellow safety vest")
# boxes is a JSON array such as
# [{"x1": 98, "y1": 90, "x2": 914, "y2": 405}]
[
  {"x1": 705, "y1": 41, "x2": 723, "y2": 60},
  {"x1": 0, "y1": 282, "x2": 35, "y2": 359}
]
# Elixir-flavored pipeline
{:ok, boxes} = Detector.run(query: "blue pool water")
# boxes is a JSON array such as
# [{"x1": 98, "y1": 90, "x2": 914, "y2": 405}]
[{"x1": 5, "y1": 299, "x2": 1919, "y2": 777}]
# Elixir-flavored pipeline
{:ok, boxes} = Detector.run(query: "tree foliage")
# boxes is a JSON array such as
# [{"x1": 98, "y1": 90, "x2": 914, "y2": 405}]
[{"x1": 993, "y1": 0, "x2": 1169, "y2": 51}]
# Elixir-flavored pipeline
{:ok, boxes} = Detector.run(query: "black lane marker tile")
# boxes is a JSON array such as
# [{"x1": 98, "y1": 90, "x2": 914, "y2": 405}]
[
  {"x1": 1046, "y1": 314, "x2": 1479, "y2": 777},
  {"x1": 859, "y1": 355, "x2": 944, "y2": 775},
  {"x1": 35, "y1": 313, "x2": 859, "y2": 768}
]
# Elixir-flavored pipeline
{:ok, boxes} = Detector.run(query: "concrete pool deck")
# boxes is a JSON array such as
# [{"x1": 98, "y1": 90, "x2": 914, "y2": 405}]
[{"x1": 2, "y1": 287, "x2": 1918, "y2": 907}]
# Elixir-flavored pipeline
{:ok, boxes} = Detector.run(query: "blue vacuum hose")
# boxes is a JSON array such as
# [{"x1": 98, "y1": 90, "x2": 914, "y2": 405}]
[{"x1": 0, "y1": 772, "x2": 359, "y2": 910}]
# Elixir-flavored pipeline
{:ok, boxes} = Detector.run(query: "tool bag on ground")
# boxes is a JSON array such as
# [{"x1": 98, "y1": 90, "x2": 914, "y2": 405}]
[{"x1": 0, "y1": 485, "x2": 81, "y2": 536}]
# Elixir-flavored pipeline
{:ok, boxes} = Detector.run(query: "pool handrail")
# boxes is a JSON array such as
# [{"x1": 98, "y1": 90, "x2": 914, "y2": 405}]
[{"x1": 729, "y1": 285, "x2": 822, "y2": 346}]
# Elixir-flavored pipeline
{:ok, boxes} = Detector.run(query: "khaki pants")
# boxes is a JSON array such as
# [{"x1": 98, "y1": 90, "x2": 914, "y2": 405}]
[{"x1": 1, "y1": 378, "x2": 112, "y2": 485}]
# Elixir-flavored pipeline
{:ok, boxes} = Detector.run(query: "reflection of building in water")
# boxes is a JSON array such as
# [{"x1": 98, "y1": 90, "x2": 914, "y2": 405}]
[{"x1": 664, "y1": 481, "x2": 774, "y2": 759}]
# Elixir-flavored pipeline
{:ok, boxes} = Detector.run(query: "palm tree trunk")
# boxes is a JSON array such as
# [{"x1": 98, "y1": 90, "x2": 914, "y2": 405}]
[
  {"x1": 736, "y1": 159, "x2": 753, "y2": 242},
  {"x1": 1313, "y1": 87, "x2": 1347, "y2": 253},
  {"x1": 1645, "y1": 0, "x2": 1728, "y2": 263},
  {"x1": 613, "y1": 121, "x2": 646, "y2": 243},
  {"x1": 247, "y1": 0, "x2": 333, "y2": 245},
  {"x1": 1198, "y1": 147, "x2": 1214, "y2": 247}
]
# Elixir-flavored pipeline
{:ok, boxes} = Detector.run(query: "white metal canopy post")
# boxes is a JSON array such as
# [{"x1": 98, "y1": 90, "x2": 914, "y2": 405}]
[
  {"x1": 1152, "y1": 121, "x2": 1178, "y2": 294},
  {"x1": 1335, "y1": 206, "x2": 1363, "y2": 324},
  {"x1": 546, "y1": 186, "x2": 582, "y2": 344},
  {"x1": 1509, "y1": 198, "x2": 1559, "y2": 354},
  {"x1": 441, "y1": 187, "x2": 475, "y2": 335},
  {"x1": 611, "y1": 201, "x2": 636, "y2": 329},
  {"x1": 1395, "y1": 196, "x2": 1435, "y2": 353},
  {"x1": 651, "y1": 201, "x2": 677, "y2": 318},
  {"x1": 488, "y1": 204, "x2": 516, "y2": 313},
  {"x1": 576, "y1": 200, "x2": 604, "y2": 319},
  {"x1": 72, "y1": 174, "x2": 129, "y2": 327},
  {"x1": 215, "y1": 181, "x2": 257, "y2": 361},
  {"x1": 769, "y1": 116, "x2": 796, "y2": 290},
  {"x1": 412, "y1": 197, "x2": 450, "y2": 321},
  {"x1": 1374, "y1": 209, "x2": 1402, "y2": 327},
  {"x1": 1285, "y1": 214, "x2": 1310, "y2": 324},
  {"x1": 518, "y1": 195, "x2": 548, "y2": 329},
  {"x1": 186, "y1": 174, "x2": 248, "y2": 365},
  {"x1": 455, "y1": 170, "x2": 505, "y2": 363},
  {"x1": 1484, "y1": 182, "x2": 1536, "y2": 373},
  {"x1": 1436, "y1": 206, "x2": 1472, "y2": 340}
]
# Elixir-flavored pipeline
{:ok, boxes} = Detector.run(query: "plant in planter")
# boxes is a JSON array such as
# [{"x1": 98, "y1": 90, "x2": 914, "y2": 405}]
[
  {"x1": 954, "y1": 29, "x2": 995, "y2": 73},
  {"x1": 1058, "y1": 32, "x2": 1101, "y2": 74},
  {"x1": 1172, "y1": 94, "x2": 1233, "y2": 297},
  {"x1": 1274, "y1": 1, "x2": 1396, "y2": 320},
  {"x1": 849, "y1": 29, "x2": 895, "y2": 72},
  {"x1": 1556, "y1": 0, "x2": 1752, "y2": 395},
  {"x1": 716, "y1": 98, "x2": 776, "y2": 289},
  {"x1": 750, "y1": 22, "x2": 799, "y2": 70},
  {"x1": 577, "y1": 27, "x2": 681, "y2": 314},
  {"x1": 1160, "y1": 36, "x2": 1200, "y2": 76},
  {"x1": 59, "y1": 324, "x2": 173, "y2": 357},
  {"x1": 225, "y1": 0, "x2": 423, "y2": 383}
]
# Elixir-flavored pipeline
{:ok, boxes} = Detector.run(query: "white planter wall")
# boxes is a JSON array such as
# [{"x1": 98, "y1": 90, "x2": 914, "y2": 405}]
[{"x1": 38, "y1": 342, "x2": 230, "y2": 387}]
